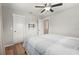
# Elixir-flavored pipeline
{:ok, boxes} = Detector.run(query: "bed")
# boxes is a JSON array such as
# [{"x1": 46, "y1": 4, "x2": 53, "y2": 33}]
[{"x1": 23, "y1": 34, "x2": 79, "y2": 55}]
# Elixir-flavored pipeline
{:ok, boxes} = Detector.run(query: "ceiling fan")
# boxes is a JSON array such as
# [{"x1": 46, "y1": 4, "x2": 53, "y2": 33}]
[{"x1": 35, "y1": 3, "x2": 63, "y2": 13}]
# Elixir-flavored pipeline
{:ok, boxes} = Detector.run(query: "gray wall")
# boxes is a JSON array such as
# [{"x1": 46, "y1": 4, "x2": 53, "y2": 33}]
[{"x1": 49, "y1": 4, "x2": 79, "y2": 37}]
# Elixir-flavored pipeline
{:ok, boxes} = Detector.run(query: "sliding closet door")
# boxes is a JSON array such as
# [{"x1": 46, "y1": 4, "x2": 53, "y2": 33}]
[{"x1": 13, "y1": 14, "x2": 25, "y2": 43}]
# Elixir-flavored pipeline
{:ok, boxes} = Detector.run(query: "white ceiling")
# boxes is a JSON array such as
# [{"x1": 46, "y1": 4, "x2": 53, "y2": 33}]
[{"x1": 2, "y1": 3, "x2": 79, "y2": 17}]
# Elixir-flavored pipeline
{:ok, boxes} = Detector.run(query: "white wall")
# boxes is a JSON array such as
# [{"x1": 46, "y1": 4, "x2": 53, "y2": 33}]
[
  {"x1": 25, "y1": 14, "x2": 38, "y2": 38},
  {"x1": 49, "y1": 4, "x2": 79, "y2": 37},
  {"x1": 0, "y1": 4, "x2": 4, "y2": 54}
]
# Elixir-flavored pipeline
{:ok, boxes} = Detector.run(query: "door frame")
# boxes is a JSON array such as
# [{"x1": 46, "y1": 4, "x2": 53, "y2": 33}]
[{"x1": 43, "y1": 19, "x2": 49, "y2": 34}]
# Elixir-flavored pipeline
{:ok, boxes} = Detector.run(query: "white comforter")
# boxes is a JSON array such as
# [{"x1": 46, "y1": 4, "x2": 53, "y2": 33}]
[{"x1": 24, "y1": 34, "x2": 79, "y2": 55}]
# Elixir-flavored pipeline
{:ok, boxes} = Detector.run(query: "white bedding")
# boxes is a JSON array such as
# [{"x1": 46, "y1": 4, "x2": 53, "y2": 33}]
[
  {"x1": 44, "y1": 44, "x2": 79, "y2": 55},
  {"x1": 23, "y1": 34, "x2": 79, "y2": 55}
]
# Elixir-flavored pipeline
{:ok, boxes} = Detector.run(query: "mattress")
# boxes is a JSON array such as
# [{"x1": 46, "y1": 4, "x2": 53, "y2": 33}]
[{"x1": 23, "y1": 34, "x2": 79, "y2": 55}]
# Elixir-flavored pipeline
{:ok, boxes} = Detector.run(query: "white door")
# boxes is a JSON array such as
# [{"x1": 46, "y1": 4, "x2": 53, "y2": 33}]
[{"x1": 13, "y1": 14, "x2": 25, "y2": 43}]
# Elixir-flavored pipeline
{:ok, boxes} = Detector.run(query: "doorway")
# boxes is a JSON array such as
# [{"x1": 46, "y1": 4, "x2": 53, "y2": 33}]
[{"x1": 44, "y1": 19, "x2": 49, "y2": 34}]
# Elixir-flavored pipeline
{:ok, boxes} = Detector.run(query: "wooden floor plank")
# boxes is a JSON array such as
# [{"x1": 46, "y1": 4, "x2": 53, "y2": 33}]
[{"x1": 5, "y1": 42, "x2": 27, "y2": 55}]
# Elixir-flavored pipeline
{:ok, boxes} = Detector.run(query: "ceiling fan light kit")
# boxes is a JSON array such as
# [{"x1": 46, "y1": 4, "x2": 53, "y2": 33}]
[
  {"x1": 35, "y1": 3, "x2": 63, "y2": 13},
  {"x1": 44, "y1": 7, "x2": 50, "y2": 11}
]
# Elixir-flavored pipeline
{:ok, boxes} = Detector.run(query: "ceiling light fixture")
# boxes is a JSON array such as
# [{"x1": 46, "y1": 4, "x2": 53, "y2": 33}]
[{"x1": 45, "y1": 7, "x2": 50, "y2": 11}]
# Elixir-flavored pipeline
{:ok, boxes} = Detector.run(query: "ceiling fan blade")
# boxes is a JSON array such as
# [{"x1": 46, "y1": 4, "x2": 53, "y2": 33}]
[
  {"x1": 51, "y1": 3, "x2": 63, "y2": 7},
  {"x1": 50, "y1": 9, "x2": 54, "y2": 12},
  {"x1": 35, "y1": 6, "x2": 45, "y2": 8},
  {"x1": 41, "y1": 9, "x2": 45, "y2": 13}
]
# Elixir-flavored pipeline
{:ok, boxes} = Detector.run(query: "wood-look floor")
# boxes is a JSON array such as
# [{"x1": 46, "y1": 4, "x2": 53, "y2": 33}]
[{"x1": 5, "y1": 42, "x2": 27, "y2": 55}]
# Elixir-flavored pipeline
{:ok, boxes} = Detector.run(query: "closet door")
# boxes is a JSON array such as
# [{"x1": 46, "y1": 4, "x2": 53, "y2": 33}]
[{"x1": 13, "y1": 14, "x2": 25, "y2": 43}]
